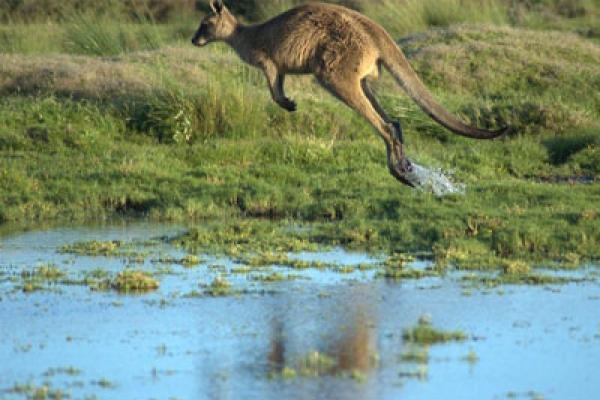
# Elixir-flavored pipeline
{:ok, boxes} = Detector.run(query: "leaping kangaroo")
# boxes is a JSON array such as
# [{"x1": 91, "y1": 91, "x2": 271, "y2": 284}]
[{"x1": 192, "y1": 1, "x2": 508, "y2": 187}]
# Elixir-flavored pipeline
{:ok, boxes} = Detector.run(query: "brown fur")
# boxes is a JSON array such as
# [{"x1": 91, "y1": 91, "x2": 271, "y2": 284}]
[{"x1": 192, "y1": 1, "x2": 508, "y2": 186}]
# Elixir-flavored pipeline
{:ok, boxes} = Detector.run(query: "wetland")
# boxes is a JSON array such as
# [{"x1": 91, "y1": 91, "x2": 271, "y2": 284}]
[
  {"x1": 1, "y1": 222, "x2": 599, "y2": 400},
  {"x1": 1, "y1": 1, "x2": 600, "y2": 399}
]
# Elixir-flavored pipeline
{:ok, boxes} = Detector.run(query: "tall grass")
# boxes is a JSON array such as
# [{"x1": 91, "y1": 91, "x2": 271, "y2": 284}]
[
  {"x1": 367, "y1": 0, "x2": 509, "y2": 38},
  {"x1": 63, "y1": 13, "x2": 165, "y2": 56}
]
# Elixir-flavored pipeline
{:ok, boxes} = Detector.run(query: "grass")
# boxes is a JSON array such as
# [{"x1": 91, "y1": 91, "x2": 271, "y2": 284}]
[
  {"x1": 1, "y1": 2, "x2": 599, "y2": 268},
  {"x1": 402, "y1": 320, "x2": 467, "y2": 345},
  {"x1": 111, "y1": 270, "x2": 160, "y2": 292}
]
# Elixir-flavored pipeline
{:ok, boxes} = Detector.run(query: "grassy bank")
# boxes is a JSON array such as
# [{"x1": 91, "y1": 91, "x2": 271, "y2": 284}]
[{"x1": 1, "y1": 2, "x2": 599, "y2": 265}]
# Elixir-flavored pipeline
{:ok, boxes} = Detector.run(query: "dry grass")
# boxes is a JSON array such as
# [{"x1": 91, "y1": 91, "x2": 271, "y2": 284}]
[{"x1": 0, "y1": 47, "x2": 210, "y2": 99}]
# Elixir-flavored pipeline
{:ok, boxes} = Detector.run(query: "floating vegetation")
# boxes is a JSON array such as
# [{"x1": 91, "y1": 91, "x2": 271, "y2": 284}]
[
  {"x1": 398, "y1": 317, "x2": 473, "y2": 383},
  {"x1": 59, "y1": 240, "x2": 123, "y2": 256},
  {"x1": 383, "y1": 253, "x2": 416, "y2": 267},
  {"x1": 20, "y1": 263, "x2": 68, "y2": 292},
  {"x1": 204, "y1": 275, "x2": 233, "y2": 297},
  {"x1": 402, "y1": 318, "x2": 466, "y2": 345},
  {"x1": 8, "y1": 381, "x2": 72, "y2": 400},
  {"x1": 462, "y1": 349, "x2": 479, "y2": 365},
  {"x1": 399, "y1": 365, "x2": 429, "y2": 381},
  {"x1": 92, "y1": 377, "x2": 116, "y2": 388},
  {"x1": 238, "y1": 252, "x2": 336, "y2": 269},
  {"x1": 21, "y1": 264, "x2": 66, "y2": 280},
  {"x1": 252, "y1": 272, "x2": 302, "y2": 282},
  {"x1": 43, "y1": 366, "x2": 82, "y2": 377},
  {"x1": 400, "y1": 346, "x2": 430, "y2": 364},
  {"x1": 82, "y1": 268, "x2": 112, "y2": 291},
  {"x1": 462, "y1": 272, "x2": 577, "y2": 288},
  {"x1": 269, "y1": 350, "x2": 370, "y2": 381},
  {"x1": 181, "y1": 254, "x2": 202, "y2": 267},
  {"x1": 377, "y1": 266, "x2": 438, "y2": 280},
  {"x1": 59, "y1": 240, "x2": 148, "y2": 262},
  {"x1": 111, "y1": 270, "x2": 159, "y2": 293},
  {"x1": 298, "y1": 351, "x2": 337, "y2": 377},
  {"x1": 151, "y1": 253, "x2": 203, "y2": 267},
  {"x1": 230, "y1": 265, "x2": 253, "y2": 274}
]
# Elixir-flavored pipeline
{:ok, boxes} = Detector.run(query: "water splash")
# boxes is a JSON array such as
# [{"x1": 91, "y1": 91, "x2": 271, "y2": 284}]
[{"x1": 403, "y1": 162, "x2": 466, "y2": 197}]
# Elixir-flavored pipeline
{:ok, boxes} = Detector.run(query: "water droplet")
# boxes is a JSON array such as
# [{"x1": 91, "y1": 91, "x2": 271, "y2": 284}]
[{"x1": 403, "y1": 162, "x2": 466, "y2": 197}]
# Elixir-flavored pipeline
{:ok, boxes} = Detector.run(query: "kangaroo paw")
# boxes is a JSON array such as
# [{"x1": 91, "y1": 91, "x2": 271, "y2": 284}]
[
  {"x1": 398, "y1": 157, "x2": 413, "y2": 173},
  {"x1": 388, "y1": 158, "x2": 415, "y2": 187},
  {"x1": 279, "y1": 98, "x2": 297, "y2": 112}
]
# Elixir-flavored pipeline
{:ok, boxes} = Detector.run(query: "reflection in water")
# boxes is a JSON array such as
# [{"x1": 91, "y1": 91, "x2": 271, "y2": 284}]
[
  {"x1": 267, "y1": 298, "x2": 378, "y2": 378},
  {"x1": 199, "y1": 285, "x2": 383, "y2": 400}
]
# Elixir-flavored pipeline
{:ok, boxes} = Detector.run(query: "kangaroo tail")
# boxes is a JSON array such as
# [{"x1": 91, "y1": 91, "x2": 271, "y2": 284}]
[{"x1": 381, "y1": 47, "x2": 509, "y2": 139}]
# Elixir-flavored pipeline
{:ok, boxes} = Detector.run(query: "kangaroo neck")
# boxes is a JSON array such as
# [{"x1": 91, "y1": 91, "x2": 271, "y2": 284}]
[{"x1": 226, "y1": 24, "x2": 259, "y2": 65}]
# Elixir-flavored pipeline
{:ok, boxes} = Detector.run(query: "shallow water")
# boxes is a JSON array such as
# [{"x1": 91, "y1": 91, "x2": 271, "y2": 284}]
[{"x1": 1, "y1": 223, "x2": 599, "y2": 400}]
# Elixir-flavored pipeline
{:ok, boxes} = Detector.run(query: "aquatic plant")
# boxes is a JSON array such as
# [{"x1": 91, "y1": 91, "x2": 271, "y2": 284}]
[
  {"x1": 59, "y1": 240, "x2": 122, "y2": 256},
  {"x1": 181, "y1": 254, "x2": 202, "y2": 267},
  {"x1": 205, "y1": 275, "x2": 233, "y2": 297},
  {"x1": 111, "y1": 270, "x2": 159, "y2": 292},
  {"x1": 19, "y1": 263, "x2": 68, "y2": 292},
  {"x1": 402, "y1": 319, "x2": 466, "y2": 345},
  {"x1": 400, "y1": 346, "x2": 430, "y2": 363}
]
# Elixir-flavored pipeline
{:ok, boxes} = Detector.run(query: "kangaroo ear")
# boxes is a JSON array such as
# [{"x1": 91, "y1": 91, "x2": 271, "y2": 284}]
[{"x1": 210, "y1": 0, "x2": 224, "y2": 14}]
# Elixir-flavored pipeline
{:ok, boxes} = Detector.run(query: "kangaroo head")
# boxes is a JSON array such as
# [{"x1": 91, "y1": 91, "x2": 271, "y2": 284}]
[{"x1": 191, "y1": 1, "x2": 237, "y2": 47}]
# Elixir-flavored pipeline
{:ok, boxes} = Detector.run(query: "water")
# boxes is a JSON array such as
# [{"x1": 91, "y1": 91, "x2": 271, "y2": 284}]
[
  {"x1": 404, "y1": 162, "x2": 466, "y2": 197},
  {"x1": 1, "y1": 223, "x2": 599, "y2": 400}
]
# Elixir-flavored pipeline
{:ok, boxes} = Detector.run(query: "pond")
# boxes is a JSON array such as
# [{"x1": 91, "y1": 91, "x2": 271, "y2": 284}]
[{"x1": 1, "y1": 222, "x2": 599, "y2": 400}]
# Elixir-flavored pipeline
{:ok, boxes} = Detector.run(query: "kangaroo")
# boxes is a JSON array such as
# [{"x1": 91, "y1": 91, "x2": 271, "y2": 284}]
[{"x1": 192, "y1": 1, "x2": 509, "y2": 187}]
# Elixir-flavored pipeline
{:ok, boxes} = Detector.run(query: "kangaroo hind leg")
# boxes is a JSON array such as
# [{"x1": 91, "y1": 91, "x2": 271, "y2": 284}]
[
  {"x1": 318, "y1": 75, "x2": 413, "y2": 186},
  {"x1": 360, "y1": 79, "x2": 413, "y2": 176}
]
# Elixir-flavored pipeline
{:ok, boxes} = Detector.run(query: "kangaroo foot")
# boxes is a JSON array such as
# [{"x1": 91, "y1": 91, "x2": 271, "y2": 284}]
[
  {"x1": 388, "y1": 157, "x2": 415, "y2": 187},
  {"x1": 279, "y1": 97, "x2": 297, "y2": 112},
  {"x1": 398, "y1": 157, "x2": 413, "y2": 173}
]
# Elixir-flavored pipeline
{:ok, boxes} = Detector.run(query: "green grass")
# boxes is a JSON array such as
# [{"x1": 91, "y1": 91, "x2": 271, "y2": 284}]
[
  {"x1": 111, "y1": 270, "x2": 160, "y2": 292},
  {"x1": 402, "y1": 319, "x2": 467, "y2": 345},
  {"x1": 1, "y1": 3, "x2": 599, "y2": 267}
]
